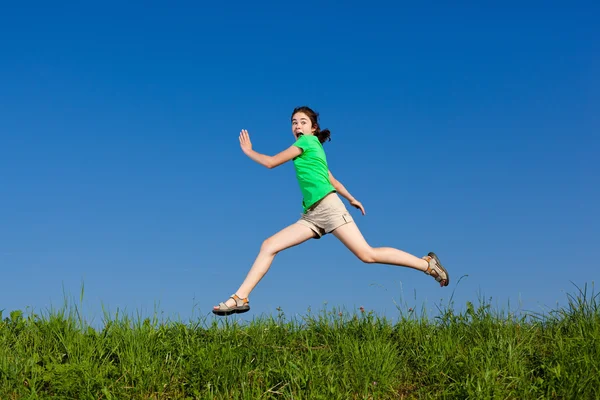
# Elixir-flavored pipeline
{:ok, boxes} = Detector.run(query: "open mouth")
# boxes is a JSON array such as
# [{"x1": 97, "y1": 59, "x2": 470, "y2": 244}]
[{"x1": 295, "y1": 132, "x2": 303, "y2": 138}]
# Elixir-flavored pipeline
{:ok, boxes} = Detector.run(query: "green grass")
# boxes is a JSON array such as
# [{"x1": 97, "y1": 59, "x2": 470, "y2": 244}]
[{"x1": 1, "y1": 283, "x2": 599, "y2": 399}]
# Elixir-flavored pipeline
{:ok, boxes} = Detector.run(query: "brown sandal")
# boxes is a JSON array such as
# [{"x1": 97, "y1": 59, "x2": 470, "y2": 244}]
[
  {"x1": 212, "y1": 294, "x2": 250, "y2": 316},
  {"x1": 423, "y1": 252, "x2": 450, "y2": 287}
]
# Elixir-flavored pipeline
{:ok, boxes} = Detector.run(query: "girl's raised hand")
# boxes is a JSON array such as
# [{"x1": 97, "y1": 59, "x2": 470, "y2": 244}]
[
  {"x1": 239, "y1": 129, "x2": 253, "y2": 154},
  {"x1": 350, "y1": 199, "x2": 366, "y2": 215}
]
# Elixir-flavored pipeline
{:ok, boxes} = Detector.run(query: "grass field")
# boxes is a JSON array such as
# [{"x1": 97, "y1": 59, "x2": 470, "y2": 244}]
[{"x1": 1, "y1": 283, "x2": 598, "y2": 399}]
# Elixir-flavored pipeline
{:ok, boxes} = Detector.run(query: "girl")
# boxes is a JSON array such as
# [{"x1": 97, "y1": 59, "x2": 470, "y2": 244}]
[{"x1": 212, "y1": 106, "x2": 449, "y2": 316}]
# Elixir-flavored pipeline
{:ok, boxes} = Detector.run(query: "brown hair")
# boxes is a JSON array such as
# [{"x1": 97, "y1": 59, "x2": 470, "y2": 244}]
[{"x1": 291, "y1": 106, "x2": 331, "y2": 144}]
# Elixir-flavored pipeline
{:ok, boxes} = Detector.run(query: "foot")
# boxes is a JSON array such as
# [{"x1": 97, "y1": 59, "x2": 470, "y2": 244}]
[
  {"x1": 423, "y1": 252, "x2": 449, "y2": 287},
  {"x1": 212, "y1": 294, "x2": 250, "y2": 316}
]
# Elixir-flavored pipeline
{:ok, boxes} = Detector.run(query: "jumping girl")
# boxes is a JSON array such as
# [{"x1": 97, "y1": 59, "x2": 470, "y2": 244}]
[{"x1": 212, "y1": 106, "x2": 450, "y2": 316}]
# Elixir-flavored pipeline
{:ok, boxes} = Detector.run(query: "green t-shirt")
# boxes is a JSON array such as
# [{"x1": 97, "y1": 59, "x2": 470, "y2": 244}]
[{"x1": 292, "y1": 135, "x2": 336, "y2": 213}]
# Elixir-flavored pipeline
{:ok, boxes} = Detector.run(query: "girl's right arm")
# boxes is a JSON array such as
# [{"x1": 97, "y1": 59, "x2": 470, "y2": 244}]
[{"x1": 240, "y1": 129, "x2": 302, "y2": 169}]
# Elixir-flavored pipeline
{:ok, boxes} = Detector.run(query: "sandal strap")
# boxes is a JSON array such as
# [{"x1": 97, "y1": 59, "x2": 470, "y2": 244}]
[
  {"x1": 422, "y1": 256, "x2": 434, "y2": 275},
  {"x1": 230, "y1": 294, "x2": 249, "y2": 306},
  {"x1": 423, "y1": 256, "x2": 445, "y2": 282}
]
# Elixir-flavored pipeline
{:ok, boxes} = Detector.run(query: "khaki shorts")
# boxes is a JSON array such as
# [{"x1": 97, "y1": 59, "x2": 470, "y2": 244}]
[{"x1": 296, "y1": 192, "x2": 354, "y2": 238}]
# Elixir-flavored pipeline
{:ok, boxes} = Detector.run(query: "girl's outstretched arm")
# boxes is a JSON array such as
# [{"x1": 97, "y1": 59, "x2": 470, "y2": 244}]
[
  {"x1": 329, "y1": 170, "x2": 366, "y2": 215},
  {"x1": 239, "y1": 129, "x2": 302, "y2": 169}
]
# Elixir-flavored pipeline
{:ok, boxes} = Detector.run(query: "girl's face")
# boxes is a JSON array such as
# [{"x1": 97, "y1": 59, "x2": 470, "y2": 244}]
[{"x1": 291, "y1": 112, "x2": 316, "y2": 140}]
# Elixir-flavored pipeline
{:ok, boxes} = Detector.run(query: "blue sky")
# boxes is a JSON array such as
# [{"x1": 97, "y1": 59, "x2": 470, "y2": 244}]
[{"x1": 1, "y1": 2, "x2": 598, "y2": 325}]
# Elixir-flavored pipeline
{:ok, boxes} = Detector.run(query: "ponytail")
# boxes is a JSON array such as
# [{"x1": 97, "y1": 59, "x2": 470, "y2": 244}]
[{"x1": 315, "y1": 128, "x2": 331, "y2": 144}]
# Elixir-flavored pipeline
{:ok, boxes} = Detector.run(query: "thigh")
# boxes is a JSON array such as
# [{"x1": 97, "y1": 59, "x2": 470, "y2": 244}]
[
  {"x1": 264, "y1": 222, "x2": 317, "y2": 253},
  {"x1": 331, "y1": 221, "x2": 371, "y2": 256}
]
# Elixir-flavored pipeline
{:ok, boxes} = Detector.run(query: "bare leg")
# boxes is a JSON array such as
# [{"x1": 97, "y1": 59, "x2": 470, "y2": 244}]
[
  {"x1": 332, "y1": 222, "x2": 430, "y2": 271},
  {"x1": 214, "y1": 223, "x2": 316, "y2": 310}
]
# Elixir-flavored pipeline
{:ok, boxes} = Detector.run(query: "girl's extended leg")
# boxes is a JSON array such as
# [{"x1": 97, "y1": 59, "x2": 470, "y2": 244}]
[
  {"x1": 332, "y1": 221, "x2": 449, "y2": 287},
  {"x1": 214, "y1": 223, "x2": 316, "y2": 310},
  {"x1": 332, "y1": 222, "x2": 429, "y2": 271}
]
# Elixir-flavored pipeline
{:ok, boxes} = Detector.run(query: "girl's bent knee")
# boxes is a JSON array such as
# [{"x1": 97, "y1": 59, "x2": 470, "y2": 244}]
[
  {"x1": 260, "y1": 238, "x2": 278, "y2": 256},
  {"x1": 357, "y1": 250, "x2": 376, "y2": 263}
]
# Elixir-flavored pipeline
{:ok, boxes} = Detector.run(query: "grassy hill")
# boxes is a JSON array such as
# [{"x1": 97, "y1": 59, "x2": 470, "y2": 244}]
[{"x1": 1, "y1": 284, "x2": 598, "y2": 399}]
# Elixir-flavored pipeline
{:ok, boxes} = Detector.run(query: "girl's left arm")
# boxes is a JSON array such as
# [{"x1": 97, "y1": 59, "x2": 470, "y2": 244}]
[
  {"x1": 329, "y1": 170, "x2": 366, "y2": 215},
  {"x1": 239, "y1": 129, "x2": 301, "y2": 169}
]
